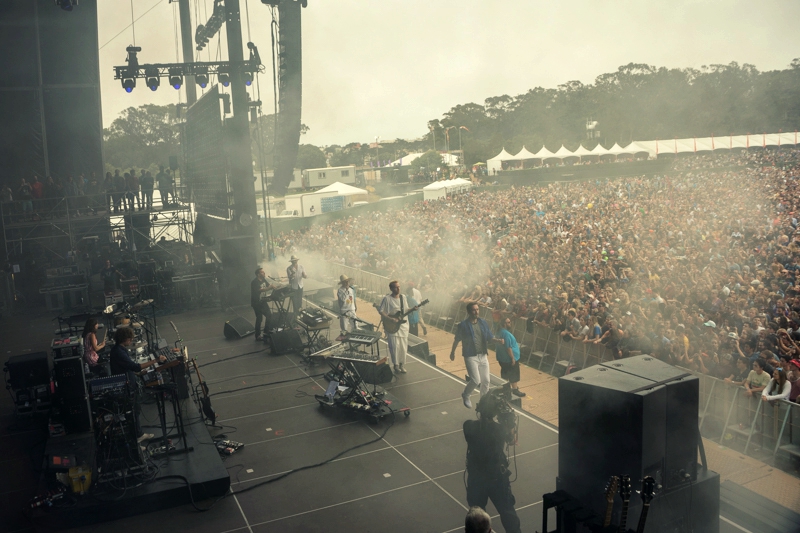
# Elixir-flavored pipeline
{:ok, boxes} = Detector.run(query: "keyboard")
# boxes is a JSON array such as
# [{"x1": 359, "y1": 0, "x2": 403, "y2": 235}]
[
  {"x1": 329, "y1": 351, "x2": 387, "y2": 365},
  {"x1": 343, "y1": 330, "x2": 381, "y2": 346},
  {"x1": 154, "y1": 346, "x2": 184, "y2": 370}
]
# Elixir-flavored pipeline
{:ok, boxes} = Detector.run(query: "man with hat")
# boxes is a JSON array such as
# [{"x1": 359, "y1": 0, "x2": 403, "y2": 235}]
[
  {"x1": 286, "y1": 254, "x2": 307, "y2": 322},
  {"x1": 337, "y1": 274, "x2": 358, "y2": 333}
]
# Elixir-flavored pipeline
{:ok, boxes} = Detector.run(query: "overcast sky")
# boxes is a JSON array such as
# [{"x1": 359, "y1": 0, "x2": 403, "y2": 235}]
[{"x1": 98, "y1": 0, "x2": 800, "y2": 147}]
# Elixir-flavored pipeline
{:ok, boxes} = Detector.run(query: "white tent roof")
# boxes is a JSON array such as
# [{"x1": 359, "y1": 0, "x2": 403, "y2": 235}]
[
  {"x1": 487, "y1": 148, "x2": 513, "y2": 162},
  {"x1": 589, "y1": 143, "x2": 610, "y2": 156},
  {"x1": 533, "y1": 146, "x2": 555, "y2": 159},
  {"x1": 623, "y1": 142, "x2": 652, "y2": 155},
  {"x1": 572, "y1": 145, "x2": 594, "y2": 157},
  {"x1": 606, "y1": 143, "x2": 632, "y2": 156},
  {"x1": 315, "y1": 182, "x2": 368, "y2": 196},
  {"x1": 552, "y1": 145, "x2": 577, "y2": 159},
  {"x1": 508, "y1": 146, "x2": 537, "y2": 160}
]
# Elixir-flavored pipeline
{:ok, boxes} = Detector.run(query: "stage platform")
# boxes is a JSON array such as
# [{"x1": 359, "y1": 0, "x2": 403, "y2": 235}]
[{"x1": 0, "y1": 303, "x2": 779, "y2": 532}]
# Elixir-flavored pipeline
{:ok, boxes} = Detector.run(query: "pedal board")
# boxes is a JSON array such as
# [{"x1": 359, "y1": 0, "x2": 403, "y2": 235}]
[{"x1": 215, "y1": 439, "x2": 244, "y2": 455}]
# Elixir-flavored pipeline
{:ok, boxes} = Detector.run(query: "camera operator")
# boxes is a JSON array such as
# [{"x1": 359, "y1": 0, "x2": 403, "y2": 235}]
[{"x1": 462, "y1": 387, "x2": 521, "y2": 533}]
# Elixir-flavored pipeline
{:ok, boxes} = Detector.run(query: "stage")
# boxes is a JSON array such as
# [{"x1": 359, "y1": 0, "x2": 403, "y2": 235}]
[{"x1": 0, "y1": 303, "x2": 780, "y2": 532}]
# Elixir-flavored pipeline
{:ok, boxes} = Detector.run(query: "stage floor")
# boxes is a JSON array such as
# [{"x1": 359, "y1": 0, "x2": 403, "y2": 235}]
[{"x1": 2, "y1": 304, "x2": 755, "y2": 533}]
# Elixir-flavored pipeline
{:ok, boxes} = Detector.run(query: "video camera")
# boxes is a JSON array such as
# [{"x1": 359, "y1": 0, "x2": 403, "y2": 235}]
[{"x1": 476, "y1": 383, "x2": 517, "y2": 445}]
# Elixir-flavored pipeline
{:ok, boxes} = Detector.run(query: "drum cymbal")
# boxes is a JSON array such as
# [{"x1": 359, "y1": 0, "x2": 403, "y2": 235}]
[{"x1": 131, "y1": 299, "x2": 154, "y2": 310}]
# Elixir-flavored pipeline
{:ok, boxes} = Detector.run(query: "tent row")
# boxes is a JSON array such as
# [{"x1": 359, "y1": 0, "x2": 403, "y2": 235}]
[
  {"x1": 487, "y1": 131, "x2": 800, "y2": 174},
  {"x1": 422, "y1": 177, "x2": 473, "y2": 201}
]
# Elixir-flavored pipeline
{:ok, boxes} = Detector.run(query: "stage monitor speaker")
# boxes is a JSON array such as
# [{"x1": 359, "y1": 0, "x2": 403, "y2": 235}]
[
  {"x1": 269, "y1": 328, "x2": 304, "y2": 355},
  {"x1": 124, "y1": 213, "x2": 152, "y2": 252},
  {"x1": 138, "y1": 260, "x2": 157, "y2": 285},
  {"x1": 53, "y1": 356, "x2": 88, "y2": 399},
  {"x1": 356, "y1": 362, "x2": 394, "y2": 385},
  {"x1": 224, "y1": 317, "x2": 256, "y2": 339},
  {"x1": 6, "y1": 351, "x2": 51, "y2": 389},
  {"x1": 408, "y1": 335, "x2": 435, "y2": 365},
  {"x1": 220, "y1": 235, "x2": 258, "y2": 306}
]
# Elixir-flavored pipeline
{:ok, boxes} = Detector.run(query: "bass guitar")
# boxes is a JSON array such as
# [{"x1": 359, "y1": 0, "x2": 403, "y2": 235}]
[
  {"x1": 618, "y1": 475, "x2": 631, "y2": 533},
  {"x1": 191, "y1": 357, "x2": 217, "y2": 425},
  {"x1": 376, "y1": 299, "x2": 429, "y2": 334},
  {"x1": 603, "y1": 475, "x2": 620, "y2": 528},
  {"x1": 636, "y1": 476, "x2": 656, "y2": 533}
]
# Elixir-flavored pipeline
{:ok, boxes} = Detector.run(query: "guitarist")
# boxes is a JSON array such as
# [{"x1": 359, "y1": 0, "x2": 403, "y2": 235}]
[
  {"x1": 451, "y1": 302, "x2": 504, "y2": 409},
  {"x1": 378, "y1": 280, "x2": 411, "y2": 374}
]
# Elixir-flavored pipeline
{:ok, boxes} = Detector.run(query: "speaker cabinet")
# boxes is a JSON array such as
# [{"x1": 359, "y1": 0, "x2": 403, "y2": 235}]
[
  {"x1": 269, "y1": 328, "x2": 304, "y2": 355},
  {"x1": 53, "y1": 356, "x2": 88, "y2": 399},
  {"x1": 6, "y1": 351, "x2": 51, "y2": 389},
  {"x1": 220, "y1": 235, "x2": 258, "y2": 306},
  {"x1": 224, "y1": 317, "x2": 255, "y2": 339},
  {"x1": 408, "y1": 334, "x2": 435, "y2": 365}
]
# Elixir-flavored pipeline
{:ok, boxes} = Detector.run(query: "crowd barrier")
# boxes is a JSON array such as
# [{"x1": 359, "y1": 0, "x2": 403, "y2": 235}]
[{"x1": 318, "y1": 261, "x2": 800, "y2": 467}]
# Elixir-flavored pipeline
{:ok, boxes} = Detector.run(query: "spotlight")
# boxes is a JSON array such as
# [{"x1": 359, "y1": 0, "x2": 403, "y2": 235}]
[
  {"x1": 145, "y1": 67, "x2": 160, "y2": 91},
  {"x1": 121, "y1": 78, "x2": 136, "y2": 93},
  {"x1": 195, "y1": 67, "x2": 209, "y2": 89},
  {"x1": 169, "y1": 68, "x2": 183, "y2": 90},
  {"x1": 243, "y1": 72, "x2": 253, "y2": 86},
  {"x1": 218, "y1": 66, "x2": 230, "y2": 87},
  {"x1": 56, "y1": 0, "x2": 77, "y2": 11}
]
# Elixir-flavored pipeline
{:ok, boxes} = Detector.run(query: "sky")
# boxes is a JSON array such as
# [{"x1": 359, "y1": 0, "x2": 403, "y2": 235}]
[{"x1": 97, "y1": 0, "x2": 800, "y2": 147}]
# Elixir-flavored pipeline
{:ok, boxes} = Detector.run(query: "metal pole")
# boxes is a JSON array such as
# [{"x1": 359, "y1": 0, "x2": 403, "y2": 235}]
[{"x1": 178, "y1": 0, "x2": 197, "y2": 105}]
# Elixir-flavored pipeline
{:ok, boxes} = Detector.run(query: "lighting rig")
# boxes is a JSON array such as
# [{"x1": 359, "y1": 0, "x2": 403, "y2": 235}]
[{"x1": 114, "y1": 44, "x2": 263, "y2": 93}]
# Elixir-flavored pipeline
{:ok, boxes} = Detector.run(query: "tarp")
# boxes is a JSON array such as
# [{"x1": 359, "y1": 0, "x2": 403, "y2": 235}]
[{"x1": 315, "y1": 181, "x2": 368, "y2": 196}]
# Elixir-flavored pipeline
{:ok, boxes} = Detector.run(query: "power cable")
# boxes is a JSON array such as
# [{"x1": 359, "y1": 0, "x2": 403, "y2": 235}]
[{"x1": 99, "y1": 0, "x2": 162, "y2": 50}]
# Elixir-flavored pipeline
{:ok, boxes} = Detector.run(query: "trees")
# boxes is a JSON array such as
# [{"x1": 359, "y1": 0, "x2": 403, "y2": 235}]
[
  {"x1": 410, "y1": 150, "x2": 445, "y2": 174},
  {"x1": 103, "y1": 104, "x2": 180, "y2": 173},
  {"x1": 295, "y1": 144, "x2": 327, "y2": 170}
]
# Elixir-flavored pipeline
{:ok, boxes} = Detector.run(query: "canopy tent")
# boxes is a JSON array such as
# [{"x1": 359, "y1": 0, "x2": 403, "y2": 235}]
[
  {"x1": 389, "y1": 152, "x2": 461, "y2": 167},
  {"x1": 508, "y1": 146, "x2": 537, "y2": 161},
  {"x1": 572, "y1": 144, "x2": 594, "y2": 158},
  {"x1": 422, "y1": 178, "x2": 472, "y2": 201},
  {"x1": 589, "y1": 143, "x2": 610, "y2": 156},
  {"x1": 315, "y1": 182, "x2": 368, "y2": 196},
  {"x1": 532, "y1": 146, "x2": 555, "y2": 160},
  {"x1": 553, "y1": 145, "x2": 579, "y2": 160},
  {"x1": 623, "y1": 142, "x2": 652, "y2": 157},
  {"x1": 487, "y1": 148, "x2": 513, "y2": 175}
]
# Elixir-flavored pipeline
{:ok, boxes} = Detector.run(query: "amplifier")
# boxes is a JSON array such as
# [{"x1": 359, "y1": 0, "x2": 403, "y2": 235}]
[
  {"x1": 51, "y1": 336, "x2": 84, "y2": 359},
  {"x1": 54, "y1": 356, "x2": 88, "y2": 399}
]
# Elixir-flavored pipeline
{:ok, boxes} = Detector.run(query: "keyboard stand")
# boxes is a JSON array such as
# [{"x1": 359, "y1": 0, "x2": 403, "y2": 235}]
[{"x1": 148, "y1": 383, "x2": 193, "y2": 458}]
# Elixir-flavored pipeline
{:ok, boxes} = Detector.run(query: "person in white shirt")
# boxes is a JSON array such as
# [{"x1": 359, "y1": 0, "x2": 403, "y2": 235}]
[
  {"x1": 379, "y1": 280, "x2": 410, "y2": 374},
  {"x1": 337, "y1": 275, "x2": 357, "y2": 333},
  {"x1": 286, "y1": 254, "x2": 307, "y2": 320},
  {"x1": 762, "y1": 368, "x2": 791, "y2": 402}
]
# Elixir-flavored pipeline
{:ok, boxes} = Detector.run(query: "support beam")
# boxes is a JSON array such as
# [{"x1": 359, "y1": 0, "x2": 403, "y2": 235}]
[{"x1": 178, "y1": 0, "x2": 197, "y2": 105}]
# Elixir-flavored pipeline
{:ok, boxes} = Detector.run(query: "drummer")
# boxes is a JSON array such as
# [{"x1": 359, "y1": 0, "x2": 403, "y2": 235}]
[{"x1": 109, "y1": 327, "x2": 167, "y2": 444}]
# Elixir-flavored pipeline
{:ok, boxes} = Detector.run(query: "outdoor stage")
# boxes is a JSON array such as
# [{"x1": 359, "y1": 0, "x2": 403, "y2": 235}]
[{"x1": 0, "y1": 303, "x2": 781, "y2": 532}]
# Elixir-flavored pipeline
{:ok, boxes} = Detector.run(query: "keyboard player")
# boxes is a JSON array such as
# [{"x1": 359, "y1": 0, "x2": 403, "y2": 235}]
[{"x1": 109, "y1": 326, "x2": 167, "y2": 444}]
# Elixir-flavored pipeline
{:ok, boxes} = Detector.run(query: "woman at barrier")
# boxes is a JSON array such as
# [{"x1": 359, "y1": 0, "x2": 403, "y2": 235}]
[{"x1": 761, "y1": 368, "x2": 791, "y2": 403}]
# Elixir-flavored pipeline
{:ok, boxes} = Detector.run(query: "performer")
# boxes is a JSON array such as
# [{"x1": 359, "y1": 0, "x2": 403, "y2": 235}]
[
  {"x1": 379, "y1": 280, "x2": 410, "y2": 374},
  {"x1": 409, "y1": 282, "x2": 428, "y2": 335},
  {"x1": 406, "y1": 286, "x2": 422, "y2": 337},
  {"x1": 496, "y1": 317, "x2": 526, "y2": 397},
  {"x1": 451, "y1": 302, "x2": 503, "y2": 409},
  {"x1": 463, "y1": 392, "x2": 521, "y2": 533},
  {"x1": 82, "y1": 318, "x2": 106, "y2": 373},
  {"x1": 109, "y1": 327, "x2": 166, "y2": 443},
  {"x1": 337, "y1": 274, "x2": 357, "y2": 333},
  {"x1": 100, "y1": 259, "x2": 122, "y2": 292},
  {"x1": 286, "y1": 255, "x2": 307, "y2": 321},
  {"x1": 251, "y1": 267, "x2": 278, "y2": 341}
]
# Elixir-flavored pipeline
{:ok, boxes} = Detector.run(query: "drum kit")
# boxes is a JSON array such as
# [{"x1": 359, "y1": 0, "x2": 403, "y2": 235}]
[{"x1": 104, "y1": 298, "x2": 157, "y2": 350}]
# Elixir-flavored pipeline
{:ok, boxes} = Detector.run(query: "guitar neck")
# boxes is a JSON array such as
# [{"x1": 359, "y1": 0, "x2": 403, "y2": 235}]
[
  {"x1": 619, "y1": 499, "x2": 630, "y2": 533},
  {"x1": 636, "y1": 504, "x2": 650, "y2": 533},
  {"x1": 603, "y1": 501, "x2": 614, "y2": 527}
]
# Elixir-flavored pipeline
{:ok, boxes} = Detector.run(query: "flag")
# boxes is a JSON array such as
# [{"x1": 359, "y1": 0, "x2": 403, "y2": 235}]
[{"x1": 460, "y1": 126, "x2": 470, "y2": 132}]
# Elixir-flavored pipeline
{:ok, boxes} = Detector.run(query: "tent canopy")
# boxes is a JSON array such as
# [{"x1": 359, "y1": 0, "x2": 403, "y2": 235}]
[
  {"x1": 315, "y1": 182, "x2": 368, "y2": 196},
  {"x1": 553, "y1": 145, "x2": 578, "y2": 159},
  {"x1": 509, "y1": 146, "x2": 537, "y2": 160}
]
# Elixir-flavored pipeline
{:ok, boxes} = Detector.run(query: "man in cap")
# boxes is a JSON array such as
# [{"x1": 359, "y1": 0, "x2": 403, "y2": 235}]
[
  {"x1": 337, "y1": 274, "x2": 357, "y2": 333},
  {"x1": 286, "y1": 254, "x2": 307, "y2": 322}
]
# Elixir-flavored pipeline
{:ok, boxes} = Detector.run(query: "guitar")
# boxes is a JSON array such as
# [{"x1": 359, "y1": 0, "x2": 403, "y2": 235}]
[
  {"x1": 603, "y1": 475, "x2": 620, "y2": 527},
  {"x1": 618, "y1": 475, "x2": 631, "y2": 533},
  {"x1": 190, "y1": 358, "x2": 217, "y2": 425},
  {"x1": 636, "y1": 476, "x2": 656, "y2": 533},
  {"x1": 375, "y1": 299, "x2": 429, "y2": 334}
]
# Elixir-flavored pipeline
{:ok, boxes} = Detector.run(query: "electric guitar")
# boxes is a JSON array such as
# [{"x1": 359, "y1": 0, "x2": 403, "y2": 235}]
[
  {"x1": 603, "y1": 475, "x2": 620, "y2": 527},
  {"x1": 191, "y1": 358, "x2": 217, "y2": 425},
  {"x1": 636, "y1": 476, "x2": 656, "y2": 533},
  {"x1": 618, "y1": 475, "x2": 631, "y2": 533},
  {"x1": 375, "y1": 299, "x2": 429, "y2": 334}
]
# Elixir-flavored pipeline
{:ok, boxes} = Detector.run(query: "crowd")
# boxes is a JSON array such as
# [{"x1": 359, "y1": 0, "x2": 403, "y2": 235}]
[
  {"x1": 0, "y1": 167, "x2": 177, "y2": 219},
  {"x1": 278, "y1": 148, "x2": 800, "y2": 403}
]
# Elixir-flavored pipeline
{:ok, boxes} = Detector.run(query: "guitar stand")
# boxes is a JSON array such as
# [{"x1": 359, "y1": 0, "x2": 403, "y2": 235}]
[
  {"x1": 149, "y1": 383, "x2": 193, "y2": 458},
  {"x1": 539, "y1": 490, "x2": 628, "y2": 533}
]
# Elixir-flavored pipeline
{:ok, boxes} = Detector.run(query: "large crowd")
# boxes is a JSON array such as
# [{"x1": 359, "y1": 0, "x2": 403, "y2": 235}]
[{"x1": 279, "y1": 148, "x2": 800, "y2": 403}]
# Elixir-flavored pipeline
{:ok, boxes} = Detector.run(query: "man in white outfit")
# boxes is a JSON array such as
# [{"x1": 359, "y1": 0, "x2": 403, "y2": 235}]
[
  {"x1": 379, "y1": 280, "x2": 410, "y2": 374},
  {"x1": 337, "y1": 274, "x2": 357, "y2": 333}
]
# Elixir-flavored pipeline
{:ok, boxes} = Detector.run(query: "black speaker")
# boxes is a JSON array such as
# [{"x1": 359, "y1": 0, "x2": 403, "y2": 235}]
[
  {"x1": 627, "y1": 469, "x2": 719, "y2": 533},
  {"x1": 601, "y1": 356, "x2": 699, "y2": 489},
  {"x1": 53, "y1": 356, "x2": 88, "y2": 399},
  {"x1": 269, "y1": 328, "x2": 304, "y2": 355},
  {"x1": 408, "y1": 334, "x2": 435, "y2": 365},
  {"x1": 54, "y1": 396, "x2": 92, "y2": 434},
  {"x1": 6, "y1": 351, "x2": 51, "y2": 389},
  {"x1": 355, "y1": 362, "x2": 394, "y2": 385},
  {"x1": 271, "y1": 0, "x2": 303, "y2": 196},
  {"x1": 138, "y1": 260, "x2": 157, "y2": 285},
  {"x1": 124, "y1": 213, "x2": 152, "y2": 253},
  {"x1": 220, "y1": 235, "x2": 258, "y2": 306},
  {"x1": 224, "y1": 317, "x2": 256, "y2": 339}
]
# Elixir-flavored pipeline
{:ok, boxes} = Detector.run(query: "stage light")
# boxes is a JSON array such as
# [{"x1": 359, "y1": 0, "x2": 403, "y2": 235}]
[
  {"x1": 243, "y1": 72, "x2": 253, "y2": 86},
  {"x1": 56, "y1": 0, "x2": 77, "y2": 11},
  {"x1": 145, "y1": 67, "x2": 160, "y2": 91},
  {"x1": 195, "y1": 66, "x2": 209, "y2": 88},
  {"x1": 169, "y1": 68, "x2": 183, "y2": 90},
  {"x1": 218, "y1": 66, "x2": 230, "y2": 87},
  {"x1": 121, "y1": 78, "x2": 136, "y2": 93}
]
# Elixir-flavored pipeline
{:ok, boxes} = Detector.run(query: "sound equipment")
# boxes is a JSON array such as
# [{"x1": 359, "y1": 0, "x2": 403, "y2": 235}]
[
  {"x1": 53, "y1": 396, "x2": 92, "y2": 434},
  {"x1": 137, "y1": 260, "x2": 157, "y2": 285},
  {"x1": 51, "y1": 336, "x2": 84, "y2": 359},
  {"x1": 626, "y1": 470, "x2": 719, "y2": 533},
  {"x1": 169, "y1": 154, "x2": 179, "y2": 171},
  {"x1": 124, "y1": 213, "x2": 152, "y2": 253},
  {"x1": 224, "y1": 316, "x2": 256, "y2": 339},
  {"x1": 269, "y1": 328, "x2": 304, "y2": 355},
  {"x1": 5, "y1": 351, "x2": 51, "y2": 389},
  {"x1": 271, "y1": 0, "x2": 303, "y2": 196},
  {"x1": 355, "y1": 362, "x2": 394, "y2": 385},
  {"x1": 408, "y1": 334, "x2": 435, "y2": 365},
  {"x1": 559, "y1": 355, "x2": 702, "y2": 527},
  {"x1": 191, "y1": 358, "x2": 216, "y2": 425},
  {"x1": 53, "y1": 356, "x2": 88, "y2": 399},
  {"x1": 219, "y1": 235, "x2": 258, "y2": 305},
  {"x1": 88, "y1": 374, "x2": 129, "y2": 399}
]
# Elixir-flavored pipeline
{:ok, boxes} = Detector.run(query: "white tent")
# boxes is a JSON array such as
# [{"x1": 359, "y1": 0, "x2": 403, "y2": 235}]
[
  {"x1": 623, "y1": 142, "x2": 653, "y2": 157},
  {"x1": 606, "y1": 143, "x2": 632, "y2": 157},
  {"x1": 572, "y1": 145, "x2": 594, "y2": 159},
  {"x1": 389, "y1": 152, "x2": 461, "y2": 167},
  {"x1": 589, "y1": 143, "x2": 610, "y2": 156},
  {"x1": 422, "y1": 178, "x2": 472, "y2": 201},
  {"x1": 487, "y1": 148, "x2": 513, "y2": 175},
  {"x1": 315, "y1": 182, "x2": 368, "y2": 196},
  {"x1": 509, "y1": 146, "x2": 537, "y2": 161},
  {"x1": 533, "y1": 146, "x2": 556, "y2": 161},
  {"x1": 553, "y1": 145, "x2": 578, "y2": 160}
]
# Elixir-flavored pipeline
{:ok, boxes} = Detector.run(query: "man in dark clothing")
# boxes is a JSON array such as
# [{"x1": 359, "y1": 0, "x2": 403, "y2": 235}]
[
  {"x1": 251, "y1": 267, "x2": 278, "y2": 340},
  {"x1": 141, "y1": 170, "x2": 155, "y2": 210},
  {"x1": 463, "y1": 392, "x2": 521, "y2": 533},
  {"x1": 109, "y1": 327, "x2": 165, "y2": 442},
  {"x1": 158, "y1": 168, "x2": 173, "y2": 207},
  {"x1": 101, "y1": 260, "x2": 122, "y2": 292},
  {"x1": 112, "y1": 170, "x2": 125, "y2": 213}
]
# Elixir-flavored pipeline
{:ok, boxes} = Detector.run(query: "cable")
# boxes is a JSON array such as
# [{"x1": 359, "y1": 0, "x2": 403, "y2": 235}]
[
  {"x1": 129, "y1": 0, "x2": 136, "y2": 46},
  {"x1": 98, "y1": 0, "x2": 163, "y2": 50},
  {"x1": 208, "y1": 373, "x2": 325, "y2": 397},
  {"x1": 197, "y1": 348, "x2": 265, "y2": 367}
]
